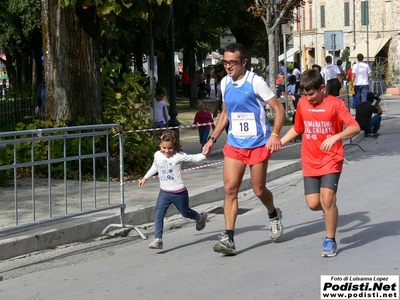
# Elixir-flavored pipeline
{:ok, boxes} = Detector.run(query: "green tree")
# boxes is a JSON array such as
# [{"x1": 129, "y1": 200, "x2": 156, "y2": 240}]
[
  {"x1": 41, "y1": 0, "x2": 171, "y2": 125},
  {"x1": 173, "y1": 0, "x2": 225, "y2": 108},
  {"x1": 249, "y1": 0, "x2": 304, "y2": 89},
  {"x1": 0, "y1": 0, "x2": 43, "y2": 94}
]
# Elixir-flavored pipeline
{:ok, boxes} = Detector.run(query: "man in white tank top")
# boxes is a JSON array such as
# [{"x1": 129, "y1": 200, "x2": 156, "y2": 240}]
[{"x1": 203, "y1": 43, "x2": 285, "y2": 256}]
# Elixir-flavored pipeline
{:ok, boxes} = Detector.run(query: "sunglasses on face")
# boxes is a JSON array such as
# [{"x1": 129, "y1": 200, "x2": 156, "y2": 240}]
[{"x1": 222, "y1": 60, "x2": 241, "y2": 67}]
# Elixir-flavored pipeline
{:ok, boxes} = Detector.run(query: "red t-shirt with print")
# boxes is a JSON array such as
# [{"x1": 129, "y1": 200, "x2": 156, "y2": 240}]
[{"x1": 294, "y1": 95, "x2": 358, "y2": 177}]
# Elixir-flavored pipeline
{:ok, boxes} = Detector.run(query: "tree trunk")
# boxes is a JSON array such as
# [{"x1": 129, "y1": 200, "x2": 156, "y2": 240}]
[
  {"x1": 267, "y1": 28, "x2": 277, "y2": 94},
  {"x1": 41, "y1": 1, "x2": 102, "y2": 125}
]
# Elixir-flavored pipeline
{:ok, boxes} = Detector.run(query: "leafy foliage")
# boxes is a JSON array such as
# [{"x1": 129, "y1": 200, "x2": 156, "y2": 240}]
[
  {"x1": 101, "y1": 58, "x2": 157, "y2": 177},
  {"x1": 389, "y1": 65, "x2": 400, "y2": 87}
]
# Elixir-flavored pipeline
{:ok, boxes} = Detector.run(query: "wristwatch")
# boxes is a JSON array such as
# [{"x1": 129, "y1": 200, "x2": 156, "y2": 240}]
[{"x1": 208, "y1": 136, "x2": 217, "y2": 143}]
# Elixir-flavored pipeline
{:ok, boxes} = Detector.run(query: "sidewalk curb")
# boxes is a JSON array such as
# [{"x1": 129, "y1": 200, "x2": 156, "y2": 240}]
[{"x1": 0, "y1": 159, "x2": 301, "y2": 260}]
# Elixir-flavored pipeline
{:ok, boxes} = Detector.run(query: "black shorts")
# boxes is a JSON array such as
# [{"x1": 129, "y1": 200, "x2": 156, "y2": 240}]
[{"x1": 303, "y1": 173, "x2": 341, "y2": 195}]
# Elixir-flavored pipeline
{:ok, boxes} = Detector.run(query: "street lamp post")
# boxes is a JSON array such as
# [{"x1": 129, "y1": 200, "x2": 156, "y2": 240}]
[{"x1": 167, "y1": 1, "x2": 180, "y2": 133}]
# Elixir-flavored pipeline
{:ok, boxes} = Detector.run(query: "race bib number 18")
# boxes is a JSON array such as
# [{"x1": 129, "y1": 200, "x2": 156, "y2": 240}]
[{"x1": 231, "y1": 112, "x2": 257, "y2": 138}]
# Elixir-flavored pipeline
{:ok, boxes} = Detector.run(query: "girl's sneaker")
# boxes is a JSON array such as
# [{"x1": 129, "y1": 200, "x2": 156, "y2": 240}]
[
  {"x1": 149, "y1": 238, "x2": 163, "y2": 249},
  {"x1": 196, "y1": 212, "x2": 208, "y2": 231}
]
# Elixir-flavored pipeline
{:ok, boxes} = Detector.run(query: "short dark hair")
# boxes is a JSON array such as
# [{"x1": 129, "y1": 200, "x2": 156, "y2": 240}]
[
  {"x1": 357, "y1": 53, "x2": 364, "y2": 61},
  {"x1": 224, "y1": 43, "x2": 247, "y2": 61},
  {"x1": 312, "y1": 64, "x2": 322, "y2": 72},
  {"x1": 367, "y1": 92, "x2": 375, "y2": 102},
  {"x1": 337, "y1": 59, "x2": 343, "y2": 66},
  {"x1": 325, "y1": 56, "x2": 332, "y2": 64},
  {"x1": 299, "y1": 69, "x2": 324, "y2": 91}
]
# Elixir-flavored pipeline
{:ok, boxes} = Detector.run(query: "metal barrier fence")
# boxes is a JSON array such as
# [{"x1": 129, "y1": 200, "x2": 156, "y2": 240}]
[
  {"x1": 0, "y1": 124, "x2": 146, "y2": 239},
  {"x1": 0, "y1": 95, "x2": 36, "y2": 132}
]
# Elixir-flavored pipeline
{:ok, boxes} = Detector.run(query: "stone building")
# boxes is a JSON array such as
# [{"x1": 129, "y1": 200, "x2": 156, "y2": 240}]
[{"x1": 289, "y1": 0, "x2": 400, "y2": 83}]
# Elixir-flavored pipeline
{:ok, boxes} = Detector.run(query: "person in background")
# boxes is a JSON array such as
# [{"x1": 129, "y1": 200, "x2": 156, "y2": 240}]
[
  {"x1": 352, "y1": 53, "x2": 372, "y2": 108},
  {"x1": 279, "y1": 60, "x2": 286, "y2": 75},
  {"x1": 321, "y1": 56, "x2": 342, "y2": 96},
  {"x1": 181, "y1": 67, "x2": 190, "y2": 98},
  {"x1": 2, "y1": 71, "x2": 7, "y2": 89},
  {"x1": 347, "y1": 62, "x2": 357, "y2": 109},
  {"x1": 280, "y1": 69, "x2": 360, "y2": 257},
  {"x1": 203, "y1": 43, "x2": 285, "y2": 256},
  {"x1": 336, "y1": 59, "x2": 345, "y2": 81},
  {"x1": 276, "y1": 73, "x2": 296, "y2": 115},
  {"x1": 292, "y1": 62, "x2": 301, "y2": 82},
  {"x1": 312, "y1": 64, "x2": 322, "y2": 73},
  {"x1": 153, "y1": 88, "x2": 169, "y2": 128},
  {"x1": 139, "y1": 130, "x2": 208, "y2": 250},
  {"x1": 213, "y1": 63, "x2": 227, "y2": 118},
  {"x1": 35, "y1": 79, "x2": 46, "y2": 119},
  {"x1": 355, "y1": 92, "x2": 382, "y2": 137},
  {"x1": 205, "y1": 73, "x2": 211, "y2": 99},
  {"x1": 193, "y1": 100, "x2": 215, "y2": 150}
]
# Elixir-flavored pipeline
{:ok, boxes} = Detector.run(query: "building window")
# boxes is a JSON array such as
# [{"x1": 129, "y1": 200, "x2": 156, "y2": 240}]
[
  {"x1": 361, "y1": 1, "x2": 369, "y2": 25},
  {"x1": 344, "y1": 2, "x2": 350, "y2": 26},
  {"x1": 320, "y1": 6, "x2": 325, "y2": 28}
]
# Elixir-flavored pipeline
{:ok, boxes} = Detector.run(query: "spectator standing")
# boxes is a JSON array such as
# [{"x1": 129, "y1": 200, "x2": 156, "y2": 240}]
[
  {"x1": 212, "y1": 64, "x2": 227, "y2": 118},
  {"x1": 321, "y1": 56, "x2": 342, "y2": 96},
  {"x1": 35, "y1": 80, "x2": 46, "y2": 119},
  {"x1": 2, "y1": 71, "x2": 7, "y2": 89},
  {"x1": 197, "y1": 69, "x2": 206, "y2": 99},
  {"x1": 347, "y1": 63, "x2": 357, "y2": 109},
  {"x1": 279, "y1": 61, "x2": 286, "y2": 75},
  {"x1": 205, "y1": 73, "x2": 211, "y2": 99},
  {"x1": 292, "y1": 62, "x2": 301, "y2": 82},
  {"x1": 352, "y1": 53, "x2": 372, "y2": 108},
  {"x1": 181, "y1": 67, "x2": 190, "y2": 98},
  {"x1": 276, "y1": 73, "x2": 296, "y2": 115},
  {"x1": 153, "y1": 88, "x2": 169, "y2": 128},
  {"x1": 336, "y1": 59, "x2": 345, "y2": 81}
]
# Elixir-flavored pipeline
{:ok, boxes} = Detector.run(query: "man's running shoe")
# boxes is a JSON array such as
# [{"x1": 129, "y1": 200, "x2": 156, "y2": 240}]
[
  {"x1": 149, "y1": 238, "x2": 163, "y2": 249},
  {"x1": 196, "y1": 212, "x2": 208, "y2": 231},
  {"x1": 269, "y1": 207, "x2": 283, "y2": 240},
  {"x1": 321, "y1": 238, "x2": 338, "y2": 257},
  {"x1": 213, "y1": 233, "x2": 236, "y2": 256}
]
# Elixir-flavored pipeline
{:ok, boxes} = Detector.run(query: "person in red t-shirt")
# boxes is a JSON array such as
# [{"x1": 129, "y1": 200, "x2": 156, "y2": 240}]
[
  {"x1": 280, "y1": 69, "x2": 360, "y2": 258},
  {"x1": 347, "y1": 63, "x2": 357, "y2": 109},
  {"x1": 181, "y1": 67, "x2": 190, "y2": 98}
]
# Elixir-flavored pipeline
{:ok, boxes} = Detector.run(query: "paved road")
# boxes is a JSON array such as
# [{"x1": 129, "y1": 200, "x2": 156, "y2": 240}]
[{"x1": 0, "y1": 96, "x2": 399, "y2": 299}]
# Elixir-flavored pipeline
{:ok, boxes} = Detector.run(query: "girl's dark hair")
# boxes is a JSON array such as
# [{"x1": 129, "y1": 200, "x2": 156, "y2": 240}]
[
  {"x1": 299, "y1": 69, "x2": 324, "y2": 91},
  {"x1": 158, "y1": 129, "x2": 181, "y2": 151}
]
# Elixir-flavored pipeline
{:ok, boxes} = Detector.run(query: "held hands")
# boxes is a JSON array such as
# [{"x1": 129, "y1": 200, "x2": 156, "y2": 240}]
[
  {"x1": 202, "y1": 140, "x2": 213, "y2": 157},
  {"x1": 266, "y1": 134, "x2": 282, "y2": 153}
]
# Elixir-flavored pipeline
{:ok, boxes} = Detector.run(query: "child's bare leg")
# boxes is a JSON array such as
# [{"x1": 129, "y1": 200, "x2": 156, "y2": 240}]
[{"x1": 320, "y1": 188, "x2": 338, "y2": 238}]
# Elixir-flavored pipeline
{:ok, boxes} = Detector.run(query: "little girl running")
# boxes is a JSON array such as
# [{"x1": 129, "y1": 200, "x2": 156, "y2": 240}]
[{"x1": 138, "y1": 129, "x2": 208, "y2": 249}]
